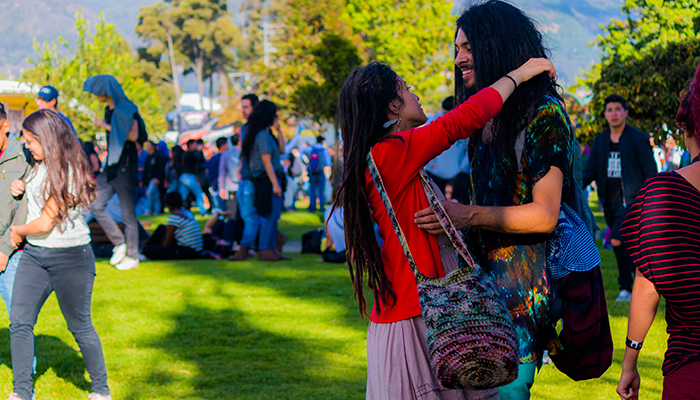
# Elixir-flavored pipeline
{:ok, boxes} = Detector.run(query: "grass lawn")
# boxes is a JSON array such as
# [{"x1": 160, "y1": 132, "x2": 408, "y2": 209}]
[{"x1": 0, "y1": 196, "x2": 667, "y2": 399}]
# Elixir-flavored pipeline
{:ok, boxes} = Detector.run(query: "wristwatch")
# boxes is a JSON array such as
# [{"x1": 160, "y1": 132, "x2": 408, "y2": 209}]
[{"x1": 626, "y1": 338, "x2": 643, "y2": 350}]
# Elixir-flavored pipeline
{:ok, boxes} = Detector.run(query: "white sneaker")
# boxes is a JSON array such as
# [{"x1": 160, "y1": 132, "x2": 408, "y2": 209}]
[
  {"x1": 88, "y1": 394, "x2": 112, "y2": 400},
  {"x1": 115, "y1": 256, "x2": 139, "y2": 271},
  {"x1": 109, "y1": 243, "x2": 127, "y2": 265},
  {"x1": 616, "y1": 289, "x2": 632, "y2": 302},
  {"x1": 6, "y1": 393, "x2": 24, "y2": 400}
]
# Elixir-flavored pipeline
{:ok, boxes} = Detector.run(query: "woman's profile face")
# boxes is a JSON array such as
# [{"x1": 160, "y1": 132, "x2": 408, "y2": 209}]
[{"x1": 396, "y1": 78, "x2": 427, "y2": 129}]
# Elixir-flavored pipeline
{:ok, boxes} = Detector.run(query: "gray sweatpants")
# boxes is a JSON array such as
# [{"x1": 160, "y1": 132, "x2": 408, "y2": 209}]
[
  {"x1": 91, "y1": 167, "x2": 139, "y2": 258},
  {"x1": 10, "y1": 244, "x2": 109, "y2": 399}
]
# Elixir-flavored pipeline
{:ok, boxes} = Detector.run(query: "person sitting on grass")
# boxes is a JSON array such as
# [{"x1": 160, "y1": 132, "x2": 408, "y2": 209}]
[{"x1": 141, "y1": 192, "x2": 203, "y2": 260}]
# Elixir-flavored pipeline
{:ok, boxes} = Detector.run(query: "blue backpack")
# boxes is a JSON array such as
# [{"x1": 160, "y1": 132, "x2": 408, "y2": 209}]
[{"x1": 308, "y1": 146, "x2": 324, "y2": 174}]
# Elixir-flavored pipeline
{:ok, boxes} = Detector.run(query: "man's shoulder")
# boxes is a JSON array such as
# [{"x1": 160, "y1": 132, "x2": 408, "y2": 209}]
[{"x1": 624, "y1": 124, "x2": 649, "y2": 142}]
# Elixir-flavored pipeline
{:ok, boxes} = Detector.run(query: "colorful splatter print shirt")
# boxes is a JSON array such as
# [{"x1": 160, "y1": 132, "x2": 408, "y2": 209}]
[{"x1": 465, "y1": 94, "x2": 575, "y2": 362}]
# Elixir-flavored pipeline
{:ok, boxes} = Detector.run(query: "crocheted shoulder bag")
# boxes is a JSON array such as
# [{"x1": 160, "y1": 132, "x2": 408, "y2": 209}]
[{"x1": 367, "y1": 151, "x2": 520, "y2": 390}]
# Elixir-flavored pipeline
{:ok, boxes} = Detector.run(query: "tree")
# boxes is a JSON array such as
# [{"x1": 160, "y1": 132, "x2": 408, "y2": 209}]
[
  {"x1": 295, "y1": 33, "x2": 362, "y2": 141},
  {"x1": 577, "y1": 0, "x2": 700, "y2": 143},
  {"x1": 170, "y1": 0, "x2": 242, "y2": 111},
  {"x1": 22, "y1": 11, "x2": 166, "y2": 141}
]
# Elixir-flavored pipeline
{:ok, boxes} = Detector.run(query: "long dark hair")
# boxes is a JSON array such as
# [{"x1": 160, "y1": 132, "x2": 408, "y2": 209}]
[
  {"x1": 455, "y1": 0, "x2": 562, "y2": 150},
  {"x1": 336, "y1": 62, "x2": 404, "y2": 318},
  {"x1": 22, "y1": 109, "x2": 97, "y2": 227},
  {"x1": 677, "y1": 61, "x2": 700, "y2": 142},
  {"x1": 242, "y1": 100, "x2": 277, "y2": 161}
]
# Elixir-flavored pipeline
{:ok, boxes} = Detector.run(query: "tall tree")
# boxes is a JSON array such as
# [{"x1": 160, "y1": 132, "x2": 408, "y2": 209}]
[
  {"x1": 22, "y1": 11, "x2": 166, "y2": 140},
  {"x1": 171, "y1": 0, "x2": 242, "y2": 111},
  {"x1": 577, "y1": 0, "x2": 700, "y2": 143}
]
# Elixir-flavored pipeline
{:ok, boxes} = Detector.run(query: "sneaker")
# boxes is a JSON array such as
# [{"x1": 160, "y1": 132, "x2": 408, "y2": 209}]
[
  {"x1": 115, "y1": 256, "x2": 139, "y2": 271},
  {"x1": 88, "y1": 394, "x2": 112, "y2": 400},
  {"x1": 6, "y1": 394, "x2": 24, "y2": 400},
  {"x1": 615, "y1": 289, "x2": 632, "y2": 302},
  {"x1": 109, "y1": 243, "x2": 127, "y2": 265}
]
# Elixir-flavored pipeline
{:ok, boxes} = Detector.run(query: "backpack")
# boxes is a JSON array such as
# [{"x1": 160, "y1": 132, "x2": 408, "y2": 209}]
[
  {"x1": 307, "y1": 146, "x2": 324, "y2": 174},
  {"x1": 301, "y1": 228, "x2": 324, "y2": 254}
]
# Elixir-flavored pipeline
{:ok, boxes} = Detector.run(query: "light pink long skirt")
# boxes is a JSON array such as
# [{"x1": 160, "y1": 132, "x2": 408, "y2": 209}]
[{"x1": 366, "y1": 229, "x2": 500, "y2": 400}]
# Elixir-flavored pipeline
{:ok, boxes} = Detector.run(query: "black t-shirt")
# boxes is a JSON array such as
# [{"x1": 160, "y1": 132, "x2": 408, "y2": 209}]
[
  {"x1": 182, "y1": 150, "x2": 204, "y2": 174},
  {"x1": 105, "y1": 107, "x2": 138, "y2": 169},
  {"x1": 605, "y1": 141, "x2": 623, "y2": 205}
]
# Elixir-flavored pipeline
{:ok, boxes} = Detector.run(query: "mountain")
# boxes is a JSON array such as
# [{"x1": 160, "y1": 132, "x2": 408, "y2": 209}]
[{"x1": 0, "y1": 0, "x2": 623, "y2": 87}]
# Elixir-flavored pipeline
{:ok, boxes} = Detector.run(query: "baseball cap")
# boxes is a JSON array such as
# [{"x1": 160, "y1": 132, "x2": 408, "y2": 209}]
[{"x1": 37, "y1": 86, "x2": 59, "y2": 102}]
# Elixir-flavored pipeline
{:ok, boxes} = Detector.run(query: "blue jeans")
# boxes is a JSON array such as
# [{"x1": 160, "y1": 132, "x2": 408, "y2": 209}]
[
  {"x1": 208, "y1": 187, "x2": 225, "y2": 214},
  {"x1": 144, "y1": 179, "x2": 161, "y2": 215},
  {"x1": 0, "y1": 251, "x2": 21, "y2": 317},
  {"x1": 238, "y1": 180, "x2": 261, "y2": 249},
  {"x1": 308, "y1": 174, "x2": 326, "y2": 211},
  {"x1": 259, "y1": 195, "x2": 282, "y2": 251},
  {"x1": 179, "y1": 173, "x2": 207, "y2": 215}
]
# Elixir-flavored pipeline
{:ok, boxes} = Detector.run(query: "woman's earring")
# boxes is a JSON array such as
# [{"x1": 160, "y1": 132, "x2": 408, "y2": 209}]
[{"x1": 383, "y1": 117, "x2": 401, "y2": 129}]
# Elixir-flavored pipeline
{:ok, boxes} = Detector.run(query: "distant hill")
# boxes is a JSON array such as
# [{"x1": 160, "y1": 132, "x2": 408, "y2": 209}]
[{"x1": 1, "y1": 0, "x2": 623, "y2": 87}]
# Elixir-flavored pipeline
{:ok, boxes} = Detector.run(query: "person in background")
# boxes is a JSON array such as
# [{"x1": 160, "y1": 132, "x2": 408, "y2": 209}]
[
  {"x1": 179, "y1": 139, "x2": 207, "y2": 215},
  {"x1": 219, "y1": 134, "x2": 241, "y2": 214},
  {"x1": 664, "y1": 136, "x2": 684, "y2": 172},
  {"x1": 166, "y1": 145, "x2": 183, "y2": 194},
  {"x1": 322, "y1": 203, "x2": 346, "y2": 263},
  {"x1": 617, "y1": 63, "x2": 700, "y2": 400},
  {"x1": 35, "y1": 85, "x2": 77, "y2": 136},
  {"x1": 141, "y1": 191, "x2": 203, "y2": 260},
  {"x1": 303, "y1": 136, "x2": 332, "y2": 212},
  {"x1": 582, "y1": 94, "x2": 657, "y2": 302},
  {"x1": 241, "y1": 100, "x2": 290, "y2": 262},
  {"x1": 141, "y1": 140, "x2": 165, "y2": 215},
  {"x1": 82, "y1": 141, "x2": 102, "y2": 178},
  {"x1": 195, "y1": 138, "x2": 214, "y2": 213},
  {"x1": 424, "y1": 96, "x2": 471, "y2": 195},
  {"x1": 206, "y1": 137, "x2": 228, "y2": 213},
  {"x1": 84, "y1": 74, "x2": 147, "y2": 271}
]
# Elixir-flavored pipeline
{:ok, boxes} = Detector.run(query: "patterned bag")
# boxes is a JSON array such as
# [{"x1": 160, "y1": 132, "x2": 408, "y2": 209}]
[{"x1": 367, "y1": 152, "x2": 520, "y2": 390}]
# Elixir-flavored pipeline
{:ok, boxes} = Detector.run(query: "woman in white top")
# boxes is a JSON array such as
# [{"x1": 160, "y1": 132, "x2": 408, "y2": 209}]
[{"x1": 8, "y1": 110, "x2": 111, "y2": 400}]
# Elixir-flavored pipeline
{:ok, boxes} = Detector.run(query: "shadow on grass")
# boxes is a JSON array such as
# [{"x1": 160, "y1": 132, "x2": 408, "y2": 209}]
[
  {"x1": 125, "y1": 303, "x2": 365, "y2": 399},
  {"x1": 0, "y1": 329, "x2": 91, "y2": 393}
]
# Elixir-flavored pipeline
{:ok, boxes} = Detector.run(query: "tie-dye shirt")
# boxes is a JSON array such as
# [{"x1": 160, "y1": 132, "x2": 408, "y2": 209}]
[{"x1": 465, "y1": 94, "x2": 575, "y2": 363}]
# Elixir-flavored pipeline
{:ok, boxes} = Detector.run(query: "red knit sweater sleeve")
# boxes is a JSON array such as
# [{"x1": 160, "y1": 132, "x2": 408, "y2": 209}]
[{"x1": 371, "y1": 87, "x2": 502, "y2": 181}]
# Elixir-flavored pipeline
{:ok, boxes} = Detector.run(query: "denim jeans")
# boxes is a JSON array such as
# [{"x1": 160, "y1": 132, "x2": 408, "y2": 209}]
[
  {"x1": 208, "y1": 187, "x2": 225, "y2": 214},
  {"x1": 179, "y1": 173, "x2": 207, "y2": 215},
  {"x1": 308, "y1": 174, "x2": 326, "y2": 211},
  {"x1": 238, "y1": 180, "x2": 261, "y2": 249},
  {"x1": 0, "y1": 251, "x2": 21, "y2": 316},
  {"x1": 144, "y1": 179, "x2": 161, "y2": 215},
  {"x1": 11, "y1": 244, "x2": 109, "y2": 399},
  {"x1": 284, "y1": 176, "x2": 297, "y2": 210},
  {"x1": 91, "y1": 168, "x2": 139, "y2": 258},
  {"x1": 259, "y1": 195, "x2": 282, "y2": 251}
]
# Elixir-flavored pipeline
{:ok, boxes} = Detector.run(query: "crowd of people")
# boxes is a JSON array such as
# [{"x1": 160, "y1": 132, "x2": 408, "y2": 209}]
[{"x1": 0, "y1": 0, "x2": 699, "y2": 399}]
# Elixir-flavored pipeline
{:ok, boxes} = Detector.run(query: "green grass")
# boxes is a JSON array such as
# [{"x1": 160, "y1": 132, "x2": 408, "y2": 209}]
[{"x1": 0, "y1": 194, "x2": 667, "y2": 399}]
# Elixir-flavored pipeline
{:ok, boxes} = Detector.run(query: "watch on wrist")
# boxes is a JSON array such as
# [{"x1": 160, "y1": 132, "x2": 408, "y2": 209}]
[{"x1": 626, "y1": 338, "x2": 643, "y2": 350}]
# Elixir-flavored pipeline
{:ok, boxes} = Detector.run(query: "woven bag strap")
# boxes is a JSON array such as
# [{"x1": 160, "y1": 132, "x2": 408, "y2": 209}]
[
  {"x1": 418, "y1": 172, "x2": 478, "y2": 270},
  {"x1": 367, "y1": 151, "x2": 425, "y2": 278}
]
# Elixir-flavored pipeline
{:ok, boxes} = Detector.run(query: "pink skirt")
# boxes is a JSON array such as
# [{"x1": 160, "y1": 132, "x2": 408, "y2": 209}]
[{"x1": 366, "y1": 230, "x2": 499, "y2": 400}]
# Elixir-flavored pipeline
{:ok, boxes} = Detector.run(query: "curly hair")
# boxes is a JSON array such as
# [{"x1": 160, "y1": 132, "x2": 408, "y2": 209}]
[{"x1": 677, "y1": 61, "x2": 700, "y2": 142}]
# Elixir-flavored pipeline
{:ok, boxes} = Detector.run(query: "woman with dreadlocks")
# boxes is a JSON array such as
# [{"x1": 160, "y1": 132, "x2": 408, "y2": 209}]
[{"x1": 336, "y1": 56, "x2": 555, "y2": 399}]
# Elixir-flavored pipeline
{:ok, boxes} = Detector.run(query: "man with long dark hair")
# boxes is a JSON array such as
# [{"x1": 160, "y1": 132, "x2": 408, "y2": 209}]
[{"x1": 415, "y1": 2, "x2": 579, "y2": 397}]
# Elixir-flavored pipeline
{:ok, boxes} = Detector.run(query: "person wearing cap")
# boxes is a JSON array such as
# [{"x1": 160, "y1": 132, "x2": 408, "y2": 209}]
[{"x1": 35, "y1": 85, "x2": 77, "y2": 136}]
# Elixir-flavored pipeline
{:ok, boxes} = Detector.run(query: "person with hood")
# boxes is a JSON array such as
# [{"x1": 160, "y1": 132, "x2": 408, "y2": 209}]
[{"x1": 83, "y1": 75, "x2": 147, "y2": 271}]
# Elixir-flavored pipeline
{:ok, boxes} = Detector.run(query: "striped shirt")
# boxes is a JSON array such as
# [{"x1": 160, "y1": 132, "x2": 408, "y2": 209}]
[
  {"x1": 620, "y1": 172, "x2": 700, "y2": 375},
  {"x1": 166, "y1": 213, "x2": 203, "y2": 252}
]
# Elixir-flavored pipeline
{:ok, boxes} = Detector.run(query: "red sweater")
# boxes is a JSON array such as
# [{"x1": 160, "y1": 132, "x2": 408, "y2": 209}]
[{"x1": 366, "y1": 87, "x2": 503, "y2": 323}]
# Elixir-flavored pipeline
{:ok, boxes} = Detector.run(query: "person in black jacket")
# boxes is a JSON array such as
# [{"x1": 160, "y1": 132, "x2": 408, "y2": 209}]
[
  {"x1": 140, "y1": 140, "x2": 165, "y2": 215},
  {"x1": 582, "y1": 94, "x2": 657, "y2": 302}
]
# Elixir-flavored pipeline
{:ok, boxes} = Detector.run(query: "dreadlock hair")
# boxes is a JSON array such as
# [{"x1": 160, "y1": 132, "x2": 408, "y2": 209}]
[
  {"x1": 22, "y1": 109, "x2": 97, "y2": 229},
  {"x1": 241, "y1": 100, "x2": 277, "y2": 161},
  {"x1": 336, "y1": 61, "x2": 404, "y2": 318},
  {"x1": 677, "y1": 61, "x2": 700, "y2": 143},
  {"x1": 455, "y1": 0, "x2": 562, "y2": 151}
]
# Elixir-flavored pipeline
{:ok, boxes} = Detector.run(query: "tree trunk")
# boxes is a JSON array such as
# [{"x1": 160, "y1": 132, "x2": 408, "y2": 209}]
[
  {"x1": 209, "y1": 73, "x2": 214, "y2": 114},
  {"x1": 219, "y1": 69, "x2": 229, "y2": 107},
  {"x1": 167, "y1": 29, "x2": 182, "y2": 134},
  {"x1": 196, "y1": 51, "x2": 205, "y2": 111}
]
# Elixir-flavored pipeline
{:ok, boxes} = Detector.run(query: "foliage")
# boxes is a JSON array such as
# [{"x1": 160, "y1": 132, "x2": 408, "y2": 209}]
[
  {"x1": 577, "y1": 0, "x2": 700, "y2": 143},
  {"x1": 21, "y1": 12, "x2": 166, "y2": 141},
  {"x1": 254, "y1": 0, "x2": 452, "y2": 125},
  {"x1": 295, "y1": 34, "x2": 362, "y2": 135}
]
